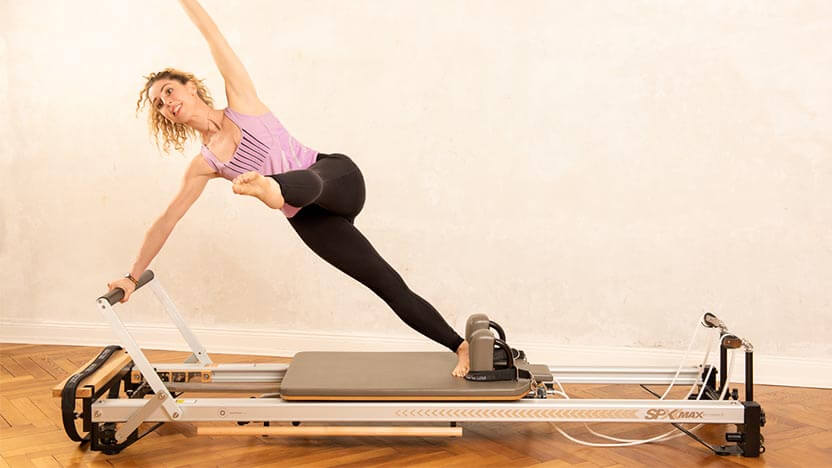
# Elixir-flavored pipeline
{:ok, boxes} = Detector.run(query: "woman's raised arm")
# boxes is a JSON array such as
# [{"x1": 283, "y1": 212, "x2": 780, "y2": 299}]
[{"x1": 177, "y1": 0, "x2": 260, "y2": 101}]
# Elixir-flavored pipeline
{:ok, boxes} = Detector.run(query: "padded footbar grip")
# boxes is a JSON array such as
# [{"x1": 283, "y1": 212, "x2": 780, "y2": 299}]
[{"x1": 98, "y1": 270, "x2": 155, "y2": 305}]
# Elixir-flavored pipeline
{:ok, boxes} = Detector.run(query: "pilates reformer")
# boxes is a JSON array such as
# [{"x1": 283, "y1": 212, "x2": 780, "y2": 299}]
[{"x1": 54, "y1": 270, "x2": 765, "y2": 456}]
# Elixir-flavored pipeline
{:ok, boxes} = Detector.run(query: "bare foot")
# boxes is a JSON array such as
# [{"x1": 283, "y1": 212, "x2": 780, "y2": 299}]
[
  {"x1": 232, "y1": 171, "x2": 284, "y2": 209},
  {"x1": 452, "y1": 340, "x2": 470, "y2": 377}
]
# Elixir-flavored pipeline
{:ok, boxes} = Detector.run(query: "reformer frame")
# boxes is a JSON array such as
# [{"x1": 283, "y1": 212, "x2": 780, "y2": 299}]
[{"x1": 54, "y1": 270, "x2": 765, "y2": 456}]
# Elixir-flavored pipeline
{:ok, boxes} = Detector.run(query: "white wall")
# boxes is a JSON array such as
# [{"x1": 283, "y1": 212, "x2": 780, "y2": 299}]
[{"x1": 1, "y1": 1, "x2": 830, "y2": 385}]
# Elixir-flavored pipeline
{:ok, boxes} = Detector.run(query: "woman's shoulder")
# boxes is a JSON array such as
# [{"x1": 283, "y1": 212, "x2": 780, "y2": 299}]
[{"x1": 191, "y1": 151, "x2": 222, "y2": 178}]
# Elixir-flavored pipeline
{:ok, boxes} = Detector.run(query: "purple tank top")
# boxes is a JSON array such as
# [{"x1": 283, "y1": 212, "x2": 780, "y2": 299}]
[{"x1": 200, "y1": 107, "x2": 318, "y2": 218}]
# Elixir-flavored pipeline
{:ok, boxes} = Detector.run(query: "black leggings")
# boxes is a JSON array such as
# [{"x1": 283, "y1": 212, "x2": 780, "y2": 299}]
[{"x1": 271, "y1": 153, "x2": 464, "y2": 352}]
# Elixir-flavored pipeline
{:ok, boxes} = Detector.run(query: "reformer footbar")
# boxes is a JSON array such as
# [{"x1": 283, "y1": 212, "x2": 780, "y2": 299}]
[{"x1": 54, "y1": 270, "x2": 765, "y2": 456}]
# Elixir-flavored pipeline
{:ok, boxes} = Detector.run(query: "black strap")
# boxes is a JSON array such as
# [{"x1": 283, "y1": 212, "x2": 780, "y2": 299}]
[{"x1": 61, "y1": 345, "x2": 123, "y2": 442}]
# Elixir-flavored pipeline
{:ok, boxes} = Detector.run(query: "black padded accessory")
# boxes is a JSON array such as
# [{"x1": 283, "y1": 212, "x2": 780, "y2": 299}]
[
  {"x1": 493, "y1": 338, "x2": 515, "y2": 369},
  {"x1": 488, "y1": 321, "x2": 506, "y2": 341},
  {"x1": 466, "y1": 329, "x2": 527, "y2": 382},
  {"x1": 493, "y1": 346, "x2": 525, "y2": 367},
  {"x1": 61, "y1": 345, "x2": 123, "y2": 442}
]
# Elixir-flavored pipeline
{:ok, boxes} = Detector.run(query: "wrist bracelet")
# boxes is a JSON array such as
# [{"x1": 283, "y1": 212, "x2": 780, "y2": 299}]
[{"x1": 125, "y1": 273, "x2": 139, "y2": 287}]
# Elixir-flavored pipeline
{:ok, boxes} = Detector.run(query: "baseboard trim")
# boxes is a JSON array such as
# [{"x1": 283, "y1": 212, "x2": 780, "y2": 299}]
[{"x1": 2, "y1": 319, "x2": 829, "y2": 389}]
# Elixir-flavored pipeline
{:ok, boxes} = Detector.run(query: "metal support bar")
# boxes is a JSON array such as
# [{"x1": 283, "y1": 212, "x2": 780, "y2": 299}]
[
  {"x1": 96, "y1": 298, "x2": 181, "y2": 419},
  {"x1": 197, "y1": 425, "x2": 463, "y2": 437},
  {"x1": 547, "y1": 366, "x2": 703, "y2": 385},
  {"x1": 166, "y1": 383, "x2": 281, "y2": 393},
  {"x1": 745, "y1": 351, "x2": 753, "y2": 402},
  {"x1": 149, "y1": 280, "x2": 213, "y2": 366},
  {"x1": 719, "y1": 342, "x2": 728, "y2": 395},
  {"x1": 115, "y1": 393, "x2": 166, "y2": 443}
]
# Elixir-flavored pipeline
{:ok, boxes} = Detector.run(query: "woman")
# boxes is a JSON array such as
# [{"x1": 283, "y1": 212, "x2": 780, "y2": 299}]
[{"x1": 106, "y1": 0, "x2": 470, "y2": 376}]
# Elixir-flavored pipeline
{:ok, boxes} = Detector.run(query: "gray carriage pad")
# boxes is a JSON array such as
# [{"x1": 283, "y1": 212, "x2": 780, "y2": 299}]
[{"x1": 280, "y1": 352, "x2": 532, "y2": 400}]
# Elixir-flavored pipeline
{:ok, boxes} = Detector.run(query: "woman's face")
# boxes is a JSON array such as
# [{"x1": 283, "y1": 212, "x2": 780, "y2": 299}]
[{"x1": 148, "y1": 79, "x2": 197, "y2": 124}]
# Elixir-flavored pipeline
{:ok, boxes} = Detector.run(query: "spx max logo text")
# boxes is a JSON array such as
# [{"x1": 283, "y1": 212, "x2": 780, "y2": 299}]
[{"x1": 645, "y1": 409, "x2": 705, "y2": 420}]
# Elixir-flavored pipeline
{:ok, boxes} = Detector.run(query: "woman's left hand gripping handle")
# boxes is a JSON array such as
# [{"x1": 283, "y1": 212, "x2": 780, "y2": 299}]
[
  {"x1": 106, "y1": 278, "x2": 137, "y2": 304},
  {"x1": 102, "y1": 271, "x2": 154, "y2": 305}
]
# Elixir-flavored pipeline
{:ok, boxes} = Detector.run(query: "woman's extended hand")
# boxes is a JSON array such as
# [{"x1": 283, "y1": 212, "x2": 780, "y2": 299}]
[{"x1": 107, "y1": 278, "x2": 137, "y2": 303}]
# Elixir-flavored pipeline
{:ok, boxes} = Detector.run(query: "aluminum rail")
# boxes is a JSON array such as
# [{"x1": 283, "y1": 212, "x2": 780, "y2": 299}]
[
  {"x1": 546, "y1": 366, "x2": 703, "y2": 385},
  {"x1": 143, "y1": 363, "x2": 288, "y2": 383},
  {"x1": 140, "y1": 364, "x2": 699, "y2": 386},
  {"x1": 93, "y1": 398, "x2": 746, "y2": 424}
]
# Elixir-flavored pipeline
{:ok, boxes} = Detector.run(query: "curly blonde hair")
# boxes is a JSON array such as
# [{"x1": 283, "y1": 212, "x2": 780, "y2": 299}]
[{"x1": 136, "y1": 68, "x2": 215, "y2": 154}]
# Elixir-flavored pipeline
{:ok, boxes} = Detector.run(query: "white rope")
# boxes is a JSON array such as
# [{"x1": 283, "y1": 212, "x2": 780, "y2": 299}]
[{"x1": 546, "y1": 314, "x2": 735, "y2": 448}]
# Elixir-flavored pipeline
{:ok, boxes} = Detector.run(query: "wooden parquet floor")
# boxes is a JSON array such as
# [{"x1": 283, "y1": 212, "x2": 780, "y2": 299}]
[{"x1": 1, "y1": 343, "x2": 829, "y2": 467}]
